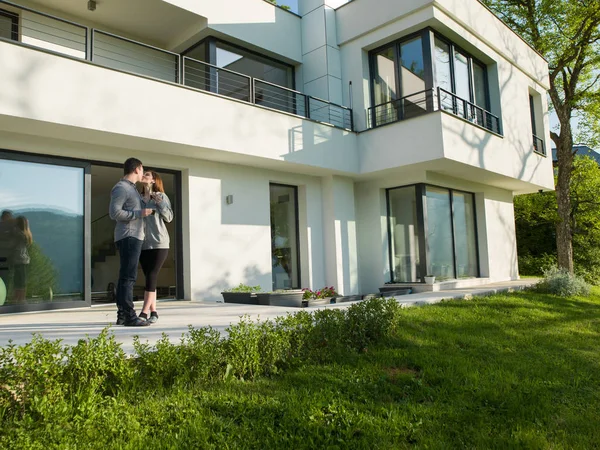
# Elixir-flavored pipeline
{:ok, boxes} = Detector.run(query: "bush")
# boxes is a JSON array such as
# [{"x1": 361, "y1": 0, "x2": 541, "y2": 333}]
[
  {"x1": 518, "y1": 253, "x2": 557, "y2": 276},
  {"x1": 534, "y1": 267, "x2": 591, "y2": 297}
]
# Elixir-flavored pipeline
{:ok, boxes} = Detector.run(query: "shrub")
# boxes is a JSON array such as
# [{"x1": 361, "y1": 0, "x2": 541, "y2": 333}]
[
  {"x1": 534, "y1": 267, "x2": 590, "y2": 297},
  {"x1": 224, "y1": 283, "x2": 261, "y2": 293},
  {"x1": 518, "y1": 253, "x2": 557, "y2": 276}
]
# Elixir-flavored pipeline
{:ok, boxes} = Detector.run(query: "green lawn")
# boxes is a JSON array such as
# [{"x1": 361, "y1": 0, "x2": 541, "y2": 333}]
[{"x1": 3, "y1": 289, "x2": 600, "y2": 449}]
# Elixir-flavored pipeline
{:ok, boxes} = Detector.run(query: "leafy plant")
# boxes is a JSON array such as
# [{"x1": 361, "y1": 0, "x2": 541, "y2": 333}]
[
  {"x1": 534, "y1": 267, "x2": 590, "y2": 297},
  {"x1": 223, "y1": 283, "x2": 261, "y2": 293}
]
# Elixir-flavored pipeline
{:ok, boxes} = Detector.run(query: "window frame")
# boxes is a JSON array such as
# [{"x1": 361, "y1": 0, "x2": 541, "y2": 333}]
[
  {"x1": 182, "y1": 36, "x2": 296, "y2": 90},
  {"x1": 0, "y1": 7, "x2": 19, "y2": 42},
  {"x1": 386, "y1": 182, "x2": 481, "y2": 283},
  {"x1": 369, "y1": 28, "x2": 491, "y2": 114}
]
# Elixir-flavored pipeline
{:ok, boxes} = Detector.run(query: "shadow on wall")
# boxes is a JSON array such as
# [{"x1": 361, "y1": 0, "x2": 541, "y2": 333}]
[
  {"x1": 283, "y1": 121, "x2": 358, "y2": 172},
  {"x1": 192, "y1": 264, "x2": 270, "y2": 302}
]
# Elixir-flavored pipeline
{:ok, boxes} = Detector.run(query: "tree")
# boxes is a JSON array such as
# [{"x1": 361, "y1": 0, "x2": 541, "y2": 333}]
[
  {"x1": 482, "y1": 0, "x2": 600, "y2": 273},
  {"x1": 265, "y1": 0, "x2": 291, "y2": 11},
  {"x1": 515, "y1": 156, "x2": 600, "y2": 282}
]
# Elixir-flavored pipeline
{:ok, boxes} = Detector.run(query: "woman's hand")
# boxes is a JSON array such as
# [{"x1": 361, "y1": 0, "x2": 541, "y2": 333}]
[{"x1": 151, "y1": 193, "x2": 163, "y2": 204}]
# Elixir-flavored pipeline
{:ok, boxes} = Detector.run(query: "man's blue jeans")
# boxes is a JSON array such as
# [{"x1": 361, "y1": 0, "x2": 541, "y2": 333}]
[{"x1": 116, "y1": 237, "x2": 143, "y2": 323}]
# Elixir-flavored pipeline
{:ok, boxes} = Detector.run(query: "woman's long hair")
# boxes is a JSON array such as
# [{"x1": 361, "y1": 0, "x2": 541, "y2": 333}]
[{"x1": 16, "y1": 216, "x2": 33, "y2": 245}]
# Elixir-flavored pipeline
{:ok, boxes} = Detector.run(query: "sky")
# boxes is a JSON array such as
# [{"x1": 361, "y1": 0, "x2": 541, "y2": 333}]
[
  {"x1": 0, "y1": 159, "x2": 84, "y2": 215},
  {"x1": 276, "y1": 0, "x2": 298, "y2": 13}
]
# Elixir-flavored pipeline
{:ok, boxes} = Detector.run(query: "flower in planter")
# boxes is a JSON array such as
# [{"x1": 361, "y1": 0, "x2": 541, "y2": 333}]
[{"x1": 302, "y1": 286, "x2": 338, "y2": 300}]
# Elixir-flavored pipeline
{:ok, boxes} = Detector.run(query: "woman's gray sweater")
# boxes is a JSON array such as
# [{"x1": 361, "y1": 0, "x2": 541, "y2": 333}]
[{"x1": 142, "y1": 192, "x2": 173, "y2": 250}]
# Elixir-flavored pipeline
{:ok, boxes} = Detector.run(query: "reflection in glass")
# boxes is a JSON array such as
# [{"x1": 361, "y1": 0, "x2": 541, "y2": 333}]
[
  {"x1": 388, "y1": 186, "x2": 421, "y2": 282},
  {"x1": 434, "y1": 38, "x2": 453, "y2": 112},
  {"x1": 454, "y1": 50, "x2": 471, "y2": 117},
  {"x1": 453, "y1": 192, "x2": 478, "y2": 278},
  {"x1": 426, "y1": 187, "x2": 455, "y2": 280},
  {"x1": 400, "y1": 37, "x2": 427, "y2": 119},
  {"x1": 216, "y1": 41, "x2": 293, "y2": 88},
  {"x1": 0, "y1": 158, "x2": 84, "y2": 308},
  {"x1": 473, "y1": 62, "x2": 488, "y2": 110},
  {"x1": 372, "y1": 45, "x2": 398, "y2": 125},
  {"x1": 270, "y1": 184, "x2": 299, "y2": 290}
]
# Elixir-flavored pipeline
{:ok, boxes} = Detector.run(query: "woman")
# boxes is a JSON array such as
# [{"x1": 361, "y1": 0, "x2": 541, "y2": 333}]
[
  {"x1": 12, "y1": 216, "x2": 32, "y2": 303},
  {"x1": 138, "y1": 170, "x2": 173, "y2": 323}
]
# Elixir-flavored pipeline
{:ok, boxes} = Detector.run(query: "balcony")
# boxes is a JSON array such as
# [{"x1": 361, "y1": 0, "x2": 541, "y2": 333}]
[
  {"x1": 367, "y1": 88, "x2": 502, "y2": 136},
  {"x1": 0, "y1": 0, "x2": 353, "y2": 131}
]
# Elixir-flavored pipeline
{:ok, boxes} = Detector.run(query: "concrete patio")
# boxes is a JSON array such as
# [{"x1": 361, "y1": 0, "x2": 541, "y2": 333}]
[{"x1": 0, "y1": 279, "x2": 537, "y2": 354}]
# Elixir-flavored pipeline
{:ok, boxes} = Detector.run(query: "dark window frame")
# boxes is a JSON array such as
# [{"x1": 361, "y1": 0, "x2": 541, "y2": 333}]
[
  {"x1": 269, "y1": 182, "x2": 301, "y2": 290},
  {"x1": 369, "y1": 28, "x2": 491, "y2": 114},
  {"x1": 386, "y1": 182, "x2": 480, "y2": 283},
  {"x1": 0, "y1": 148, "x2": 185, "y2": 314},
  {"x1": 0, "y1": 8, "x2": 19, "y2": 42},
  {"x1": 182, "y1": 36, "x2": 296, "y2": 90}
]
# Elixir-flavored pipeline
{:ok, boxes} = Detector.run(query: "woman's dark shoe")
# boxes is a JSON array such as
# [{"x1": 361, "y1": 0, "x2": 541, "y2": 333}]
[
  {"x1": 139, "y1": 312, "x2": 148, "y2": 321},
  {"x1": 124, "y1": 317, "x2": 151, "y2": 327},
  {"x1": 148, "y1": 312, "x2": 158, "y2": 324}
]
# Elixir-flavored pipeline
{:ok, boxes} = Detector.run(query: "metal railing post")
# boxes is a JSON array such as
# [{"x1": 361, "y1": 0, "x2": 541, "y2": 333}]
[{"x1": 305, "y1": 95, "x2": 310, "y2": 120}]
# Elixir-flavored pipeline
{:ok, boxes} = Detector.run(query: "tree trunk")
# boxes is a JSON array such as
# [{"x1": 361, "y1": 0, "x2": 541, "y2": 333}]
[{"x1": 555, "y1": 131, "x2": 574, "y2": 273}]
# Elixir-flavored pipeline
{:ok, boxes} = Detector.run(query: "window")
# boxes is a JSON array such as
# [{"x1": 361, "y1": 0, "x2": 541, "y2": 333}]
[
  {"x1": 387, "y1": 184, "x2": 479, "y2": 282},
  {"x1": 369, "y1": 31, "x2": 429, "y2": 127},
  {"x1": 369, "y1": 30, "x2": 495, "y2": 131},
  {"x1": 0, "y1": 155, "x2": 85, "y2": 310},
  {"x1": 270, "y1": 184, "x2": 300, "y2": 290},
  {"x1": 530, "y1": 93, "x2": 545, "y2": 156},
  {"x1": 0, "y1": 8, "x2": 18, "y2": 41}
]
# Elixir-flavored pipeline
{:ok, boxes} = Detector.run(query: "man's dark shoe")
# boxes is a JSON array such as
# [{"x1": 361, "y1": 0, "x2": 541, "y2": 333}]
[
  {"x1": 124, "y1": 317, "x2": 151, "y2": 327},
  {"x1": 116, "y1": 312, "x2": 126, "y2": 325}
]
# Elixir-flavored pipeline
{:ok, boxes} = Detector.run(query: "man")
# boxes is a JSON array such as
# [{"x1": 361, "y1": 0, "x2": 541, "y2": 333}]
[{"x1": 109, "y1": 158, "x2": 153, "y2": 326}]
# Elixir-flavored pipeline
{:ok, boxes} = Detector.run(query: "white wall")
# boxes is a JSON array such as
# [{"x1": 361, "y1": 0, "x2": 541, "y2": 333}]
[{"x1": 0, "y1": 40, "x2": 359, "y2": 175}]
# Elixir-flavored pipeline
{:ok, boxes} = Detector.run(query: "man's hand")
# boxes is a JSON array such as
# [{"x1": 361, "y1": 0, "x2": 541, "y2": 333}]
[{"x1": 141, "y1": 208, "x2": 154, "y2": 217}]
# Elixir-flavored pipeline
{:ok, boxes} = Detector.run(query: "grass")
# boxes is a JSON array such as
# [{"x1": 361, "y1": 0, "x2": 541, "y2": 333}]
[{"x1": 2, "y1": 289, "x2": 600, "y2": 449}]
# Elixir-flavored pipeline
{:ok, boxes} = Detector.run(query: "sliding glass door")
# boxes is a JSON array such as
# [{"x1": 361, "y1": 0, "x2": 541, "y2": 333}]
[
  {"x1": 0, "y1": 152, "x2": 88, "y2": 312},
  {"x1": 387, "y1": 184, "x2": 479, "y2": 282}
]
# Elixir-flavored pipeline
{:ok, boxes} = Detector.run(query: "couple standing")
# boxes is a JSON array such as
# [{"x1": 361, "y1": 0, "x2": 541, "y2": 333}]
[{"x1": 109, "y1": 158, "x2": 173, "y2": 327}]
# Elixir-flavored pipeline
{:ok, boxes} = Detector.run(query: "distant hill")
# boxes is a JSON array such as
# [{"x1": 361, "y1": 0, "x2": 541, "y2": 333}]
[{"x1": 12, "y1": 208, "x2": 84, "y2": 294}]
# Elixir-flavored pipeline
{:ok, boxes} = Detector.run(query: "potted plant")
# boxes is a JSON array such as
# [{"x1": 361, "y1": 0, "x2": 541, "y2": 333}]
[
  {"x1": 257, "y1": 289, "x2": 305, "y2": 307},
  {"x1": 424, "y1": 275, "x2": 436, "y2": 285},
  {"x1": 221, "y1": 283, "x2": 261, "y2": 304},
  {"x1": 301, "y1": 286, "x2": 338, "y2": 307}
]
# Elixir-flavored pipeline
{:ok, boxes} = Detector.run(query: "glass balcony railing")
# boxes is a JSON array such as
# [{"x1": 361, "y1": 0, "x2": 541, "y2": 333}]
[
  {"x1": 0, "y1": 0, "x2": 353, "y2": 131},
  {"x1": 367, "y1": 87, "x2": 503, "y2": 136}
]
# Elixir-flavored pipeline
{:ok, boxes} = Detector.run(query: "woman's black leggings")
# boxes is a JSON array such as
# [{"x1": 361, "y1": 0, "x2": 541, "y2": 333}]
[{"x1": 139, "y1": 249, "x2": 169, "y2": 292}]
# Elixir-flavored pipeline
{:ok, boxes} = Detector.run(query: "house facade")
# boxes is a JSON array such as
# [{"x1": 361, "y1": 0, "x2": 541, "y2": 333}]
[{"x1": 0, "y1": 0, "x2": 554, "y2": 313}]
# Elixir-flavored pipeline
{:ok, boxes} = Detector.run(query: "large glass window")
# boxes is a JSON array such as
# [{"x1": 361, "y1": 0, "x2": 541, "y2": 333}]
[
  {"x1": 452, "y1": 192, "x2": 478, "y2": 278},
  {"x1": 426, "y1": 187, "x2": 455, "y2": 280},
  {"x1": 372, "y1": 45, "x2": 398, "y2": 106},
  {"x1": 386, "y1": 184, "x2": 479, "y2": 283},
  {"x1": 0, "y1": 157, "x2": 84, "y2": 308},
  {"x1": 371, "y1": 31, "x2": 492, "y2": 128},
  {"x1": 388, "y1": 186, "x2": 421, "y2": 282},
  {"x1": 270, "y1": 184, "x2": 299, "y2": 290}
]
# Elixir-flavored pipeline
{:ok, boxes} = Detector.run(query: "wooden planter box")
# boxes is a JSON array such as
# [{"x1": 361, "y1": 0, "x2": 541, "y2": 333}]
[
  {"x1": 257, "y1": 291, "x2": 304, "y2": 307},
  {"x1": 221, "y1": 292, "x2": 259, "y2": 305}
]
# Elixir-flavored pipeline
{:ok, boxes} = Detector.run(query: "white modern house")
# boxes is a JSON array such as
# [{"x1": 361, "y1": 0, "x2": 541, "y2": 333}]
[{"x1": 0, "y1": 0, "x2": 553, "y2": 313}]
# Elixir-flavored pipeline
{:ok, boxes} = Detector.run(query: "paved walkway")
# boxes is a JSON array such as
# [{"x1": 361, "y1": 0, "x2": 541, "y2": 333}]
[{"x1": 0, "y1": 279, "x2": 537, "y2": 354}]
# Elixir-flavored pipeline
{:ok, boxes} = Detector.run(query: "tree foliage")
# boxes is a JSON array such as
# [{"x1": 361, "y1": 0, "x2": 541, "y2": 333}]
[
  {"x1": 515, "y1": 156, "x2": 600, "y2": 283},
  {"x1": 482, "y1": 0, "x2": 600, "y2": 273}
]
